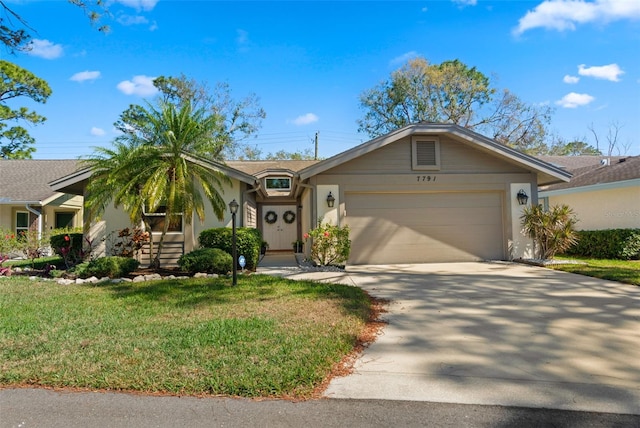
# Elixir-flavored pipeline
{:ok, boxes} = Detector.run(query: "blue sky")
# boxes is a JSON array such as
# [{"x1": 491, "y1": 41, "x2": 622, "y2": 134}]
[{"x1": 4, "y1": 0, "x2": 640, "y2": 159}]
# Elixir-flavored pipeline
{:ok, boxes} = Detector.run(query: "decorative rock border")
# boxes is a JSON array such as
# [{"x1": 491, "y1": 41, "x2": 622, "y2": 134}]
[{"x1": 12, "y1": 272, "x2": 221, "y2": 285}]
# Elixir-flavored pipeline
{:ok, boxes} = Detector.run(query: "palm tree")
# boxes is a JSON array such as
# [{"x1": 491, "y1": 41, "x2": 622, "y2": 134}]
[{"x1": 84, "y1": 101, "x2": 231, "y2": 268}]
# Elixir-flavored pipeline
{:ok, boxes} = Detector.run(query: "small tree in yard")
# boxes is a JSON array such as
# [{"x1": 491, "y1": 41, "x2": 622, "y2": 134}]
[
  {"x1": 304, "y1": 223, "x2": 351, "y2": 267},
  {"x1": 521, "y1": 204, "x2": 579, "y2": 260}
]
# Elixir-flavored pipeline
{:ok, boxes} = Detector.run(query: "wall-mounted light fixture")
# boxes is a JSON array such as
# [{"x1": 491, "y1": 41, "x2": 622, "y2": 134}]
[
  {"x1": 516, "y1": 189, "x2": 529, "y2": 206},
  {"x1": 326, "y1": 192, "x2": 335, "y2": 208}
]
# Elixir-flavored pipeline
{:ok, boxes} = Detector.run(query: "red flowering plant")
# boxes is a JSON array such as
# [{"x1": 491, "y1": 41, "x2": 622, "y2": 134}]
[
  {"x1": 303, "y1": 223, "x2": 351, "y2": 267},
  {"x1": 0, "y1": 228, "x2": 19, "y2": 276},
  {"x1": 51, "y1": 232, "x2": 93, "y2": 269}
]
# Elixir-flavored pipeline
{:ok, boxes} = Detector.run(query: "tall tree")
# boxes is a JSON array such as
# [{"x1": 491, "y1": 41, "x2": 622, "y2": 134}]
[
  {"x1": 84, "y1": 102, "x2": 231, "y2": 268},
  {"x1": 547, "y1": 137, "x2": 601, "y2": 156},
  {"x1": 130, "y1": 74, "x2": 266, "y2": 159},
  {"x1": 358, "y1": 57, "x2": 554, "y2": 155},
  {"x1": 0, "y1": 60, "x2": 51, "y2": 159}
]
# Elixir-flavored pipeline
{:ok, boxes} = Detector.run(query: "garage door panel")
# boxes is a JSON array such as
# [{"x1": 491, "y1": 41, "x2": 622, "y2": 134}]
[
  {"x1": 346, "y1": 192, "x2": 504, "y2": 264},
  {"x1": 351, "y1": 206, "x2": 499, "y2": 225}
]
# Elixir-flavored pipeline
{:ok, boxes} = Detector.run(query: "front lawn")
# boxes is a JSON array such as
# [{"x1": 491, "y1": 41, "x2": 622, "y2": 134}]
[
  {"x1": 0, "y1": 274, "x2": 375, "y2": 398},
  {"x1": 551, "y1": 256, "x2": 640, "y2": 286}
]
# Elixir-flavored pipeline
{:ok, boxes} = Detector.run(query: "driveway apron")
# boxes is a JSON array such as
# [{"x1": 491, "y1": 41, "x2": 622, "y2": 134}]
[{"x1": 274, "y1": 261, "x2": 640, "y2": 415}]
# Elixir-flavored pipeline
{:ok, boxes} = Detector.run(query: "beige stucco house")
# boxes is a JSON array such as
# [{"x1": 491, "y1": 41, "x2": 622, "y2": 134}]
[
  {"x1": 538, "y1": 155, "x2": 640, "y2": 231},
  {"x1": 0, "y1": 160, "x2": 83, "y2": 243},
  {"x1": 51, "y1": 123, "x2": 571, "y2": 266}
]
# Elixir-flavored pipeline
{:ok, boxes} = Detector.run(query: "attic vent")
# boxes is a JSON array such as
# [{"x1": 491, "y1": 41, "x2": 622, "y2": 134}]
[
  {"x1": 412, "y1": 137, "x2": 440, "y2": 170},
  {"x1": 416, "y1": 142, "x2": 436, "y2": 165}
]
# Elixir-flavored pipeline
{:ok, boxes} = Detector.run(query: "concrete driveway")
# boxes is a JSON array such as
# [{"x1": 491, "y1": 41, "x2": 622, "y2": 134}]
[{"x1": 268, "y1": 260, "x2": 640, "y2": 415}]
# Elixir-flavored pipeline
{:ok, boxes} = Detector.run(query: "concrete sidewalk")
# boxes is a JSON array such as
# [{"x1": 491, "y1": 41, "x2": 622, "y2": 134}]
[{"x1": 257, "y1": 256, "x2": 640, "y2": 415}]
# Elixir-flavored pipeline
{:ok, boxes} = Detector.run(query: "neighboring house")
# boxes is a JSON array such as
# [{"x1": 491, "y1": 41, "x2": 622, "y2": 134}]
[
  {"x1": 0, "y1": 160, "x2": 84, "y2": 241},
  {"x1": 538, "y1": 155, "x2": 640, "y2": 230},
  {"x1": 51, "y1": 123, "x2": 570, "y2": 265}
]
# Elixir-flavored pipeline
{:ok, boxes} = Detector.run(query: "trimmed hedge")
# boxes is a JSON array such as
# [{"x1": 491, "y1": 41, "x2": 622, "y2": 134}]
[
  {"x1": 75, "y1": 256, "x2": 140, "y2": 279},
  {"x1": 199, "y1": 227, "x2": 262, "y2": 270},
  {"x1": 178, "y1": 248, "x2": 232, "y2": 274},
  {"x1": 565, "y1": 229, "x2": 640, "y2": 260}
]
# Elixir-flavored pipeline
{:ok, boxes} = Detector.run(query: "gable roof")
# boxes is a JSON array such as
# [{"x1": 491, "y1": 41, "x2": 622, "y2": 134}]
[
  {"x1": 298, "y1": 123, "x2": 571, "y2": 185},
  {"x1": 49, "y1": 154, "x2": 259, "y2": 195},
  {"x1": 0, "y1": 159, "x2": 82, "y2": 204},
  {"x1": 539, "y1": 155, "x2": 640, "y2": 193}
]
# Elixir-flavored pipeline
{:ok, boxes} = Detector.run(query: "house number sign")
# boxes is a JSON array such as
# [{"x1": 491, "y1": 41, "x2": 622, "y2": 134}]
[{"x1": 416, "y1": 175, "x2": 437, "y2": 182}]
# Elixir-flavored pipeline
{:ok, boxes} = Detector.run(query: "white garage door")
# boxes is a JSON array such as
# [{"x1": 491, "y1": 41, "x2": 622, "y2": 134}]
[{"x1": 345, "y1": 192, "x2": 504, "y2": 264}]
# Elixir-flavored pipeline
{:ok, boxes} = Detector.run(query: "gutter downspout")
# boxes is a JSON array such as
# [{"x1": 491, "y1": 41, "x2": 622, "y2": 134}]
[{"x1": 25, "y1": 204, "x2": 43, "y2": 240}]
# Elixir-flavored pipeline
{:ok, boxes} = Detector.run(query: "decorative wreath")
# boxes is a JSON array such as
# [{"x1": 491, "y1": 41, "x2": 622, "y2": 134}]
[
  {"x1": 283, "y1": 210, "x2": 296, "y2": 224},
  {"x1": 264, "y1": 210, "x2": 278, "y2": 224}
]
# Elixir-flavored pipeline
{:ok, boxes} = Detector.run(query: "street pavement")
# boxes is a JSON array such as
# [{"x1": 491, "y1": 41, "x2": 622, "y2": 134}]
[{"x1": 2, "y1": 387, "x2": 639, "y2": 428}]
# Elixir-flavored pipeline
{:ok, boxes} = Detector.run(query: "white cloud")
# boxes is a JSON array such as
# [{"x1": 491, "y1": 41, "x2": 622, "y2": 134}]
[
  {"x1": 117, "y1": 14, "x2": 149, "y2": 26},
  {"x1": 149, "y1": 21, "x2": 158, "y2": 31},
  {"x1": 514, "y1": 0, "x2": 640, "y2": 35},
  {"x1": 292, "y1": 113, "x2": 319, "y2": 126},
  {"x1": 114, "y1": 0, "x2": 158, "y2": 12},
  {"x1": 563, "y1": 75, "x2": 580, "y2": 84},
  {"x1": 25, "y1": 39, "x2": 63, "y2": 59},
  {"x1": 116, "y1": 75, "x2": 158, "y2": 97},
  {"x1": 555, "y1": 92, "x2": 595, "y2": 108},
  {"x1": 70, "y1": 70, "x2": 101, "y2": 82},
  {"x1": 390, "y1": 51, "x2": 419, "y2": 67},
  {"x1": 452, "y1": 0, "x2": 477, "y2": 6},
  {"x1": 578, "y1": 63, "x2": 624, "y2": 81},
  {"x1": 90, "y1": 127, "x2": 106, "y2": 136}
]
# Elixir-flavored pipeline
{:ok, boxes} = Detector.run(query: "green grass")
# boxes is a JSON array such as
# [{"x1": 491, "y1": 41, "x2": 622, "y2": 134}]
[
  {"x1": 552, "y1": 256, "x2": 640, "y2": 286},
  {"x1": 0, "y1": 274, "x2": 372, "y2": 398}
]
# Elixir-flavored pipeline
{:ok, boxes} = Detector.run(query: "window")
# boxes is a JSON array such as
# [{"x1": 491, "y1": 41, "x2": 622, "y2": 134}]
[
  {"x1": 265, "y1": 177, "x2": 291, "y2": 191},
  {"x1": 412, "y1": 137, "x2": 440, "y2": 170},
  {"x1": 15, "y1": 211, "x2": 29, "y2": 236},
  {"x1": 55, "y1": 212, "x2": 75, "y2": 229},
  {"x1": 144, "y1": 206, "x2": 183, "y2": 233}
]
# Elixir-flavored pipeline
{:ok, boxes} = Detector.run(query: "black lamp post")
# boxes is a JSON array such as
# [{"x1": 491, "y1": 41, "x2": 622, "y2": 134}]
[
  {"x1": 516, "y1": 189, "x2": 529, "y2": 206},
  {"x1": 229, "y1": 199, "x2": 239, "y2": 286}
]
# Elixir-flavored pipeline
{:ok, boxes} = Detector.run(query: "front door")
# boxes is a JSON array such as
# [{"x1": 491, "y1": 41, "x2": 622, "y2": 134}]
[{"x1": 262, "y1": 205, "x2": 297, "y2": 251}]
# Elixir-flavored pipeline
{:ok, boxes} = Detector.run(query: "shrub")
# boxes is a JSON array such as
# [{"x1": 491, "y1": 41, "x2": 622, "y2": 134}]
[
  {"x1": 304, "y1": 223, "x2": 351, "y2": 266},
  {"x1": 565, "y1": 229, "x2": 640, "y2": 260},
  {"x1": 178, "y1": 248, "x2": 232, "y2": 274},
  {"x1": 75, "y1": 256, "x2": 140, "y2": 279},
  {"x1": 50, "y1": 233, "x2": 92, "y2": 268},
  {"x1": 199, "y1": 227, "x2": 262, "y2": 270},
  {"x1": 521, "y1": 204, "x2": 579, "y2": 260},
  {"x1": 0, "y1": 228, "x2": 19, "y2": 258},
  {"x1": 108, "y1": 227, "x2": 150, "y2": 258}
]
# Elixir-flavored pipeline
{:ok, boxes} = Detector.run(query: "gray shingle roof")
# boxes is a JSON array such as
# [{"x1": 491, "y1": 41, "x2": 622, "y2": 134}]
[
  {"x1": 0, "y1": 159, "x2": 82, "y2": 203},
  {"x1": 539, "y1": 156, "x2": 640, "y2": 191},
  {"x1": 226, "y1": 160, "x2": 320, "y2": 176}
]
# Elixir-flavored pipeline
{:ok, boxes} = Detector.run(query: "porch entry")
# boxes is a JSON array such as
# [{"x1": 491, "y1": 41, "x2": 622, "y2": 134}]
[{"x1": 262, "y1": 205, "x2": 297, "y2": 251}]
